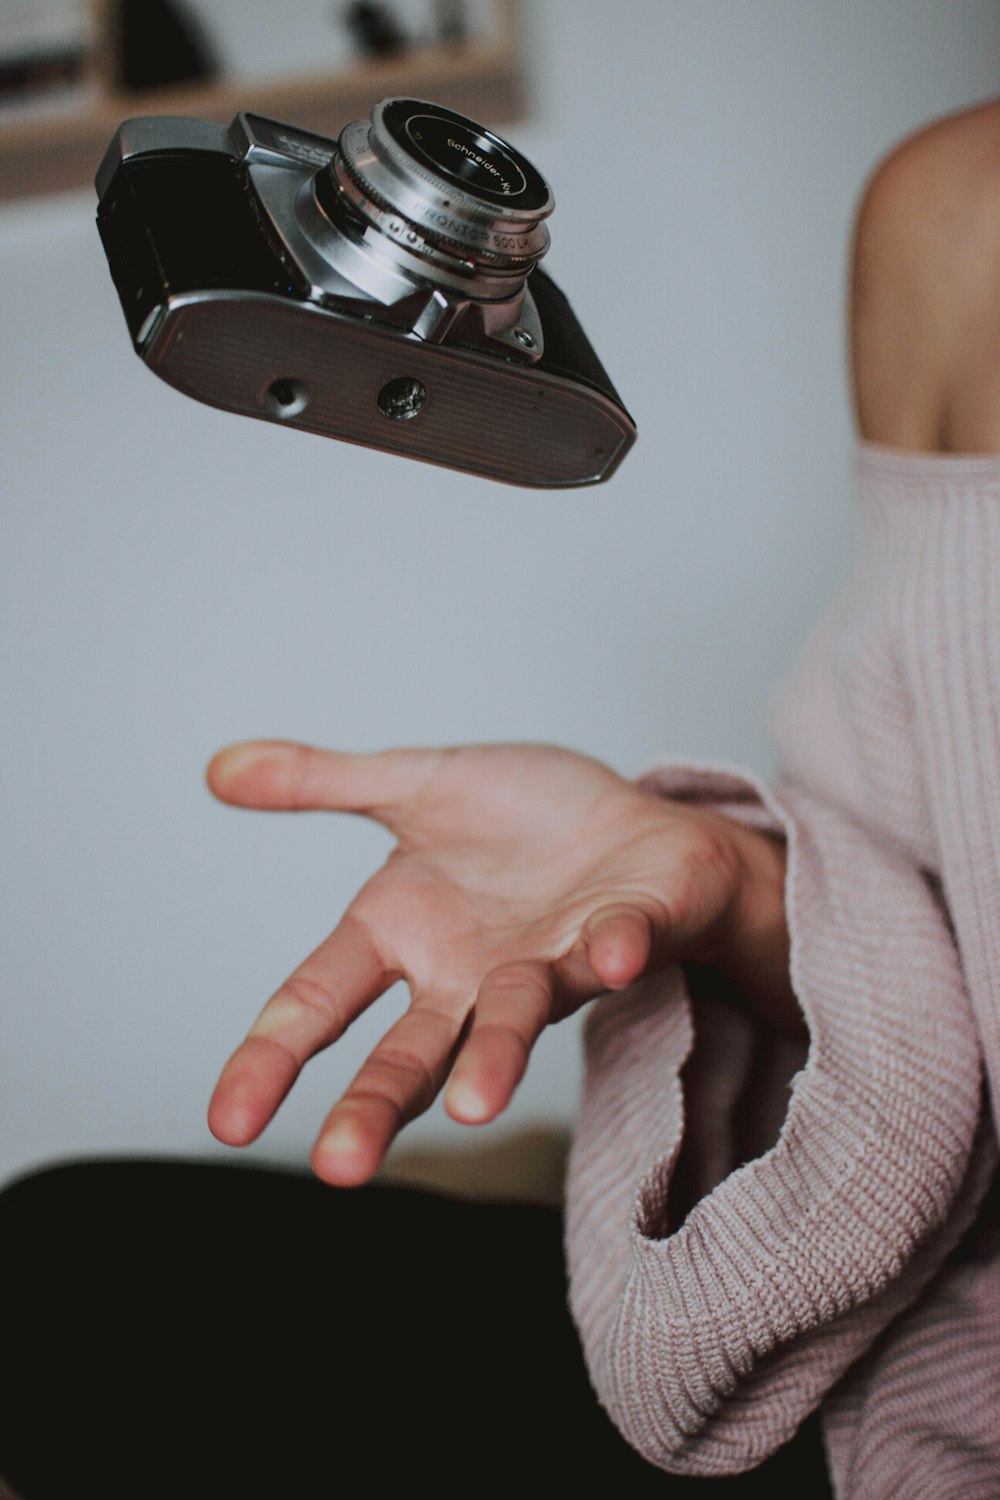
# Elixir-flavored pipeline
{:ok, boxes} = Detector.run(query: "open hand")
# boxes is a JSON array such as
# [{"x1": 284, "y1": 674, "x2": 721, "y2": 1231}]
[{"x1": 206, "y1": 741, "x2": 792, "y2": 1185}]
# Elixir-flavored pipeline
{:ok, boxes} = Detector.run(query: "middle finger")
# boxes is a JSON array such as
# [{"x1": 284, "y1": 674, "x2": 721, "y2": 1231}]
[{"x1": 311, "y1": 1000, "x2": 467, "y2": 1185}]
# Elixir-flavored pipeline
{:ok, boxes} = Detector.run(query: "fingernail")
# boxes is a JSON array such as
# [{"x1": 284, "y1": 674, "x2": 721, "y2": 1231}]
[
  {"x1": 214, "y1": 743, "x2": 267, "y2": 776},
  {"x1": 446, "y1": 1079, "x2": 490, "y2": 1124},
  {"x1": 313, "y1": 1121, "x2": 372, "y2": 1184},
  {"x1": 317, "y1": 1120, "x2": 361, "y2": 1159}
]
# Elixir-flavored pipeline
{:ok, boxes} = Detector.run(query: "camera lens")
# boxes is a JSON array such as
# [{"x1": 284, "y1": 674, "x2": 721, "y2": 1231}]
[
  {"x1": 379, "y1": 101, "x2": 548, "y2": 210},
  {"x1": 315, "y1": 98, "x2": 554, "y2": 301},
  {"x1": 398, "y1": 114, "x2": 526, "y2": 200}
]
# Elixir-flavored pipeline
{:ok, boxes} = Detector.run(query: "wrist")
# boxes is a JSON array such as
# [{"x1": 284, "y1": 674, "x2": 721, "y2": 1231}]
[{"x1": 696, "y1": 811, "x2": 799, "y2": 1034}]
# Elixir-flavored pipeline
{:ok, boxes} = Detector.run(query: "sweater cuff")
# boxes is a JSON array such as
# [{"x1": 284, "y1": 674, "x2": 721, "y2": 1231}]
[{"x1": 565, "y1": 764, "x2": 991, "y2": 1477}]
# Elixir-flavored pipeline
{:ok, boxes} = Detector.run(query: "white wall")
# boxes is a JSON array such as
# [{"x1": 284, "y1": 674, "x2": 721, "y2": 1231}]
[{"x1": 3, "y1": 1, "x2": 998, "y2": 1186}]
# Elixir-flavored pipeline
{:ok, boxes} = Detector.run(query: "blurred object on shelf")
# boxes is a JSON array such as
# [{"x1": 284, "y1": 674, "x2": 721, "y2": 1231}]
[
  {"x1": 434, "y1": 0, "x2": 467, "y2": 46},
  {"x1": 114, "y1": 0, "x2": 216, "y2": 93},
  {"x1": 182, "y1": 0, "x2": 356, "y2": 83},
  {"x1": 0, "y1": 0, "x2": 525, "y2": 202},
  {"x1": 0, "y1": 0, "x2": 90, "y2": 105},
  {"x1": 343, "y1": 2, "x2": 408, "y2": 59}
]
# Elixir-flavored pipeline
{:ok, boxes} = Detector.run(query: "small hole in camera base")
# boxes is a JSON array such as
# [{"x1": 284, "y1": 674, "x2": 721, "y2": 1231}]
[
  {"x1": 378, "y1": 376, "x2": 427, "y2": 421},
  {"x1": 266, "y1": 378, "x2": 310, "y2": 419}
]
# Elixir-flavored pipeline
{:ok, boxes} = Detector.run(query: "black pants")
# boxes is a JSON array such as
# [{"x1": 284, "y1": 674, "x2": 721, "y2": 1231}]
[{"x1": 0, "y1": 1161, "x2": 832, "y2": 1499}]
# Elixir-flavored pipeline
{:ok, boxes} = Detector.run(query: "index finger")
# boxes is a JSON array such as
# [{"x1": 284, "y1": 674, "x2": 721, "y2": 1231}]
[
  {"x1": 207, "y1": 913, "x2": 392, "y2": 1147},
  {"x1": 206, "y1": 741, "x2": 444, "y2": 825}
]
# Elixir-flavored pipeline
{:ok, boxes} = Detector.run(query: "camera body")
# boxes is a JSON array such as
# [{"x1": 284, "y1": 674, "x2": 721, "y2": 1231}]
[{"x1": 96, "y1": 101, "x2": 636, "y2": 487}]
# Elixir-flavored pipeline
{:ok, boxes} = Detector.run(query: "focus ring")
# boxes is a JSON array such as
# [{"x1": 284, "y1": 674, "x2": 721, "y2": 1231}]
[
  {"x1": 326, "y1": 151, "x2": 536, "y2": 273},
  {"x1": 330, "y1": 106, "x2": 552, "y2": 269}
]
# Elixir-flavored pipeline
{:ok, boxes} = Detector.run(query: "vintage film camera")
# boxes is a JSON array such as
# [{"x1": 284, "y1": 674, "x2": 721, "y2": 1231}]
[{"x1": 95, "y1": 99, "x2": 636, "y2": 487}]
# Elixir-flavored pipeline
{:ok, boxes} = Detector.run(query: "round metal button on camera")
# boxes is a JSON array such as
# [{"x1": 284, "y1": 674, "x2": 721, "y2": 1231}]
[
  {"x1": 377, "y1": 376, "x2": 427, "y2": 420},
  {"x1": 266, "y1": 378, "x2": 309, "y2": 419}
]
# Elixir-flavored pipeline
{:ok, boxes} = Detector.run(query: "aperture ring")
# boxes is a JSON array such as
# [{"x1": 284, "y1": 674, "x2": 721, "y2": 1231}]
[
  {"x1": 335, "y1": 119, "x2": 550, "y2": 265},
  {"x1": 328, "y1": 147, "x2": 544, "y2": 275}
]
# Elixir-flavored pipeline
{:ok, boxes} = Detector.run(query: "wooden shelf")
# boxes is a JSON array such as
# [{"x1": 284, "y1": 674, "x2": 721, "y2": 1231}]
[{"x1": 0, "y1": 0, "x2": 526, "y2": 201}]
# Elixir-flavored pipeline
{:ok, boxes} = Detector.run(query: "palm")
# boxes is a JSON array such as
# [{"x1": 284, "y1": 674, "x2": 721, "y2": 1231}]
[
  {"x1": 364, "y1": 745, "x2": 741, "y2": 988},
  {"x1": 206, "y1": 741, "x2": 755, "y2": 1185}
]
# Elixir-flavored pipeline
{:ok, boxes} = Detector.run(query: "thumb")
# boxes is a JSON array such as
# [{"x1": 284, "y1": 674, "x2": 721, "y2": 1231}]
[
  {"x1": 206, "y1": 740, "x2": 441, "y2": 824},
  {"x1": 583, "y1": 902, "x2": 662, "y2": 990}
]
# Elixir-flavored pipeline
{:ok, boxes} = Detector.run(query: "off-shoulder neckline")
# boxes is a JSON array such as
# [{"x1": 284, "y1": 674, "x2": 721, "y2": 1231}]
[{"x1": 858, "y1": 439, "x2": 1000, "y2": 482}]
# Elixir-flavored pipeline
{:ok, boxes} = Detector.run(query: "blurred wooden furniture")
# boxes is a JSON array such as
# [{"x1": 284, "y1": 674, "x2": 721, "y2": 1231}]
[{"x1": 0, "y1": 0, "x2": 526, "y2": 201}]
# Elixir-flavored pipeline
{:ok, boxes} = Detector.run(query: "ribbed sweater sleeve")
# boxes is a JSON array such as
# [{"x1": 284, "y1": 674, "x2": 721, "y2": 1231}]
[
  {"x1": 565, "y1": 766, "x2": 992, "y2": 1478},
  {"x1": 822, "y1": 1184, "x2": 1000, "y2": 1497},
  {"x1": 566, "y1": 447, "x2": 1000, "y2": 1489}
]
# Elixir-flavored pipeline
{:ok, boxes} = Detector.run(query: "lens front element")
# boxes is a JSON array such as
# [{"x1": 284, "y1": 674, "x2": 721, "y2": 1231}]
[{"x1": 404, "y1": 114, "x2": 526, "y2": 200}]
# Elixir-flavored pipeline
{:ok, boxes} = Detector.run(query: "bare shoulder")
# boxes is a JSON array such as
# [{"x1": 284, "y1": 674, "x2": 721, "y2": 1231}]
[{"x1": 851, "y1": 98, "x2": 1000, "y2": 452}]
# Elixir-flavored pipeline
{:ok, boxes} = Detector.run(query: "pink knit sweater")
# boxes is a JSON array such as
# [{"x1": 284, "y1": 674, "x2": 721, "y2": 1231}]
[{"x1": 566, "y1": 444, "x2": 1000, "y2": 1495}]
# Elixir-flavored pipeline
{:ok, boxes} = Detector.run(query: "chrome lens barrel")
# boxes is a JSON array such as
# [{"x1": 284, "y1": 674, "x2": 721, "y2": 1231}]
[{"x1": 318, "y1": 98, "x2": 554, "y2": 298}]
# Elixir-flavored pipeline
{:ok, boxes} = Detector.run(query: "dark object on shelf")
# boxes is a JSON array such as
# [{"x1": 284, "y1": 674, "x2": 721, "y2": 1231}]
[
  {"x1": 115, "y1": 0, "x2": 216, "y2": 93},
  {"x1": 434, "y1": 0, "x2": 468, "y2": 46},
  {"x1": 343, "y1": 2, "x2": 407, "y2": 58},
  {"x1": 95, "y1": 100, "x2": 636, "y2": 488},
  {"x1": 0, "y1": 46, "x2": 84, "y2": 102}
]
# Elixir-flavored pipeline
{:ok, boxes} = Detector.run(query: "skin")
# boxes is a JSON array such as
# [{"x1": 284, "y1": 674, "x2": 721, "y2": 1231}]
[
  {"x1": 851, "y1": 98, "x2": 1000, "y2": 451},
  {"x1": 207, "y1": 742, "x2": 793, "y2": 1186},
  {"x1": 208, "y1": 99, "x2": 1000, "y2": 1191}
]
